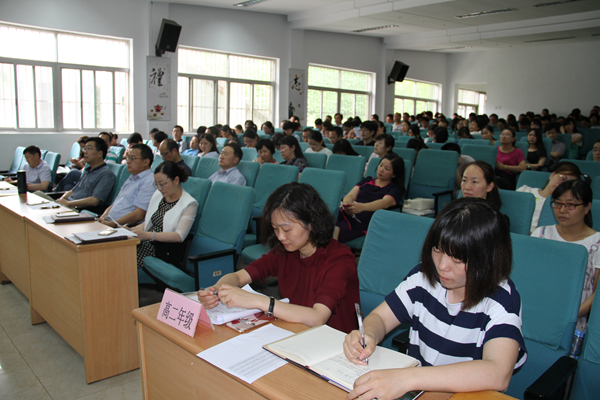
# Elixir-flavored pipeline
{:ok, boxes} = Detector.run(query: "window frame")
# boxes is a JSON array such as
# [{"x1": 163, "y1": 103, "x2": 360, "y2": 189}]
[
  {"x1": 456, "y1": 88, "x2": 487, "y2": 117},
  {"x1": 393, "y1": 78, "x2": 441, "y2": 116}
]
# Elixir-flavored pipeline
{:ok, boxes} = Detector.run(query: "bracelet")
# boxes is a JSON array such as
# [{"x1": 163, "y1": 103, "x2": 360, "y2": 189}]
[{"x1": 265, "y1": 296, "x2": 275, "y2": 317}]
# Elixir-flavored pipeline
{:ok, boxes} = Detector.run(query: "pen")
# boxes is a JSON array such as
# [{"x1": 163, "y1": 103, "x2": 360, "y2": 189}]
[
  {"x1": 199, "y1": 287, "x2": 218, "y2": 296},
  {"x1": 41, "y1": 205, "x2": 60, "y2": 209},
  {"x1": 355, "y1": 303, "x2": 368, "y2": 365}
]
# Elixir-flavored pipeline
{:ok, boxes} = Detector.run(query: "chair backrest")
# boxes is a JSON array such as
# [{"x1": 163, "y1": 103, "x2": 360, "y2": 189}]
[
  {"x1": 460, "y1": 144, "x2": 497, "y2": 167},
  {"x1": 426, "y1": 142, "x2": 444, "y2": 150},
  {"x1": 516, "y1": 170, "x2": 551, "y2": 190},
  {"x1": 105, "y1": 162, "x2": 125, "y2": 203},
  {"x1": 180, "y1": 154, "x2": 200, "y2": 175},
  {"x1": 358, "y1": 210, "x2": 433, "y2": 348},
  {"x1": 325, "y1": 154, "x2": 367, "y2": 197},
  {"x1": 181, "y1": 177, "x2": 212, "y2": 235},
  {"x1": 498, "y1": 189, "x2": 535, "y2": 235},
  {"x1": 298, "y1": 168, "x2": 345, "y2": 218},
  {"x1": 392, "y1": 147, "x2": 416, "y2": 166},
  {"x1": 194, "y1": 156, "x2": 220, "y2": 179},
  {"x1": 408, "y1": 149, "x2": 458, "y2": 199},
  {"x1": 42, "y1": 151, "x2": 61, "y2": 188},
  {"x1": 5, "y1": 146, "x2": 26, "y2": 173},
  {"x1": 273, "y1": 150, "x2": 284, "y2": 163},
  {"x1": 559, "y1": 159, "x2": 600, "y2": 179},
  {"x1": 236, "y1": 160, "x2": 260, "y2": 187},
  {"x1": 252, "y1": 163, "x2": 299, "y2": 209},
  {"x1": 557, "y1": 134, "x2": 571, "y2": 159},
  {"x1": 120, "y1": 138, "x2": 128, "y2": 146},
  {"x1": 151, "y1": 155, "x2": 163, "y2": 171},
  {"x1": 593, "y1": 176, "x2": 600, "y2": 200},
  {"x1": 514, "y1": 141, "x2": 528, "y2": 159},
  {"x1": 506, "y1": 234, "x2": 588, "y2": 398},
  {"x1": 241, "y1": 147, "x2": 257, "y2": 162},
  {"x1": 304, "y1": 152, "x2": 327, "y2": 169},
  {"x1": 353, "y1": 145, "x2": 375, "y2": 159},
  {"x1": 578, "y1": 127, "x2": 600, "y2": 158},
  {"x1": 365, "y1": 158, "x2": 412, "y2": 194},
  {"x1": 106, "y1": 146, "x2": 125, "y2": 164},
  {"x1": 458, "y1": 138, "x2": 490, "y2": 147},
  {"x1": 65, "y1": 142, "x2": 81, "y2": 168},
  {"x1": 298, "y1": 142, "x2": 310, "y2": 151}
]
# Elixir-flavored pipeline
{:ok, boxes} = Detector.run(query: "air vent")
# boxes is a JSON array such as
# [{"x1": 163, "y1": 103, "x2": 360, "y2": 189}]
[
  {"x1": 234, "y1": 0, "x2": 268, "y2": 7},
  {"x1": 352, "y1": 25, "x2": 399, "y2": 33},
  {"x1": 455, "y1": 8, "x2": 517, "y2": 19},
  {"x1": 533, "y1": 0, "x2": 583, "y2": 8},
  {"x1": 524, "y1": 36, "x2": 576, "y2": 43}
]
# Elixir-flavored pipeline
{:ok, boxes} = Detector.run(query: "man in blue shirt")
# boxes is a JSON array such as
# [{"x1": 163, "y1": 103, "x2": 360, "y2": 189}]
[
  {"x1": 4, "y1": 145, "x2": 52, "y2": 191},
  {"x1": 208, "y1": 143, "x2": 246, "y2": 186},
  {"x1": 98, "y1": 144, "x2": 156, "y2": 227},
  {"x1": 56, "y1": 137, "x2": 115, "y2": 213}
]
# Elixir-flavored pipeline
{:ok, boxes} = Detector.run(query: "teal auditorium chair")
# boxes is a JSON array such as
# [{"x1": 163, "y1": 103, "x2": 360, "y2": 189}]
[
  {"x1": 241, "y1": 147, "x2": 257, "y2": 162},
  {"x1": 304, "y1": 152, "x2": 327, "y2": 169},
  {"x1": 392, "y1": 147, "x2": 416, "y2": 166},
  {"x1": 243, "y1": 163, "x2": 299, "y2": 249},
  {"x1": 461, "y1": 144, "x2": 497, "y2": 167},
  {"x1": 194, "y1": 157, "x2": 220, "y2": 179},
  {"x1": 0, "y1": 146, "x2": 26, "y2": 175},
  {"x1": 180, "y1": 154, "x2": 200, "y2": 175},
  {"x1": 458, "y1": 138, "x2": 490, "y2": 147},
  {"x1": 559, "y1": 159, "x2": 600, "y2": 179},
  {"x1": 352, "y1": 145, "x2": 374, "y2": 159},
  {"x1": 107, "y1": 146, "x2": 125, "y2": 163},
  {"x1": 498, "y1": 189, "x2": 535, "y2": 235},
  {"x1": 358, "y1": 210, "x2": 433, "y2": 349},
  {"x1": 426, "y1": 142, "x2": 444, "y2": 150},
  {"x1": 506, "y1": 234, "x2": 588, "y2": 399},
  {"x1": 106, "y1": 163, "x2": 127, "y2": 204},
  {"x1": 42, "y1": 151, "x2": 61, "y2": 189},
  {"x1": 64, "y1": 142, "x2": 81, "y2": 168},
  {"x1": 326, "y1": 154, "x2": 367, "y2": 197},
  {"x1": 143, "y1": 182, "x2": 254, "y2": 292},
  {"x1": 592, "y1": 176, "x2": 600, "y2": 200},
  {"x1": 298, "y1": 168, "x2": 345, "y2": 218},
  {"x1": 557, "y1": 134, "x2": 571, "y2": 159},
  {"x1": 407, "y1": 149, "x2": 458, "y2": 213},
  {"x1": 299, "y1": 142, "x2": 310, "y2": 151},
  {"x1": 516, "y1": 170, "x2": 550, "y2": 190},
  {"x1": 236, "y1": 160, "x2": 260, "y2": 187},
  {"x1": 570, "y1": 284, "x2": 600, "y2": 399},
  {"x1": 151, "y1": 155, "x2": 163, "y2": 171},
  {"x1": 578, "y1": 127, "x2": 600, "y2": 158}
]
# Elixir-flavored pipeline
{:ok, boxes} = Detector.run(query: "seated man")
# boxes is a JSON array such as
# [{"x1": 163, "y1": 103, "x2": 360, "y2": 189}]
[
  {"x1": 98, "y1": 144, "x2": 156, "y2": 227},
  {"x1": 182, "y1": 135, "x2": 200, "y2": 156},
  {"x1": 172, "y1": 125, "x2": 188, "y2": 153},
  {"x1": 328, "y1": 126, "x2": 343, "y2": 145},
  {"x1": 152, "y1": 131, "x2": 168, "y2": 155},
  {"x1": 209, "y1": 143, "x2": 246, "y2": 186},
  {"x1": 4, "y1": 145, "x2": 52, "y2": 192},
  {"x1": 55, "y1": 137, "x2": 116, "y2": 214},
  {"x1": 356, "y1": 121, "x2": 376, "y2": 146},
  {"x1": 547, "y1": 122, "x2": 566, "y2": 171},
  {"x1": 159, "y1": 139, "x2": 192, "y2": 175}
]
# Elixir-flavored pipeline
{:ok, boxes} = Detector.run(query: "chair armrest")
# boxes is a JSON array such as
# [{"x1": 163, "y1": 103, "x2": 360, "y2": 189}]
[
  {"x1": 189, "y1": 248, "x2": 238, "y2": 290},
  {"x1": 253, "y1": 216, "x2": 262, "y2": 242},
  {"x1": 433, "y1": 189, "x2": 454, "y2": 217},
  {"x1": 524, "y1": 356, "x2": 577, "y2": 400},
  {"x1": 391, "y1": 327, "x2": 410, "y2": 354}
]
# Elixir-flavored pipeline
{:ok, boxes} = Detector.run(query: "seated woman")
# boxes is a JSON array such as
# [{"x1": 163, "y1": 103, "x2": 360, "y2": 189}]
[
  {"x1": 462, "y1": 160, "x2": 502, "y2": 210},
  {"x1": 282, "y1": 121, "x2": 302, "y2": 142},
  {"x1": 531, "y1": 179, "x2": 600, "y2": 332},
  {"x1": 279, "y1": 135, "x2": 307, "y2": 172},
  {"x1": 253, "y1": 138, "x2": 278, "y2": 165},
  {"x1": 131, "y1": 161, "x2": 198, "y2": 269},
  {"x1": 517, "y1": 162, "x2": 583, "y2": 232},
  {"x1": 365, "y1": 133, "x2": 395, "y2": 174},
  {"x1": 332, "y1": 139, "x2": 360, "y2": 156},
  {"x1": 197, "y1": 182, "x2": 360, "y2": 333},
  {"x1": 592, "y1": 139, "x2": 600, "y2": 162},
  {"x1": 563, "y1": 117, "x2": 583, "y2": 159},
  {"x1": 220, "y1": 125, "x2": 241, "y2": 146},
  {"x1": 198, "y1": 133, "x2": 219, "y2": 159},
  {"x1": 261, "y1": 121, "x2": 275, "y2": 138},
  {"x1": 481, "y1": 125, "x2": 496, "y2": 145},
  {"x1": 495, "y1": 128, "x2": 526, "y2": 190},
  {"x1": 334, "y1": 154, "x2": 405, "y2": 243},
  {"x1": 343, "y1": 198, "x2": 527, "y2": 399},
  {"x1": 305, "y1": 130, "x2": 332, "y2": 159},
  {"x1": 525, "y1": 128, "x2": 547, "y2": 171}
]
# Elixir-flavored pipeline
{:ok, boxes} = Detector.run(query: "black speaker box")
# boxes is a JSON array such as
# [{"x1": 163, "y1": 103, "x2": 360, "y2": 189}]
[
  {"x1": 388, "y1": 61, "x2": 409, "y2": 84},
  {"x1": 155, "y1": 19, "x2": 182, "y2": 57}
]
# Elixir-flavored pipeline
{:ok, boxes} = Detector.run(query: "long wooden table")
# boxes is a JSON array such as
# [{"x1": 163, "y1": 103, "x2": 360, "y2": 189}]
[
  {"x1": 0, "y1": 187, "x2": 140, "y2": 383},
  {"x1": 133, "y1": 303, "x2": 515, "y2": 400}
]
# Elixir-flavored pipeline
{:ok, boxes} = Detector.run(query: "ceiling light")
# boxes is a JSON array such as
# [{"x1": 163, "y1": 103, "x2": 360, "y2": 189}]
[
  {"x1": 233, "y1": 0, "x2": 268, "y2": 7},
  {"x1": 455, "y1": 8, "x2": 517, "y2": 19},
  {"x1": 533, "y1": 0, "x2": 583, "y2": 8},
  {"x1": 524, "y1": 36, "x2": 576, "y2": 43},
  {"x1": 430, "y1": 46, "x2": 473, "y2": 51},
  {"x1": 352, "y1": 25, "x2": 399, "y2": 33}
]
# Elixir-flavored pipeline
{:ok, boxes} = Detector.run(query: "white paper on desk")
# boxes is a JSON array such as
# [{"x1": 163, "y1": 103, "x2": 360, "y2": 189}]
[
  {"x1": 65, "y1": 228, "x2": 138, "y2": 244},
  {"x1": 0, "y1": 187, "x2": 18, "y2": 196},
  {"x1": 197, "y1": 324, "x2": 293, "y2": 384},
  {"x1": 186, "y1": 285, "x2": 290, "y2": 325}
]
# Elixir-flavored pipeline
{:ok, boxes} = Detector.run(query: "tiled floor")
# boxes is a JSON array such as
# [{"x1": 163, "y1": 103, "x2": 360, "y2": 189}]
[{"x1": 0, "y1": 282, "x2": 142, "y2": 400}]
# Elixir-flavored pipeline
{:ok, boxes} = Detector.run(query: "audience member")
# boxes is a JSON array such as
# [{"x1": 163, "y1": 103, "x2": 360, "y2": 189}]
[
  {"x1": 546, "y1": 122, "x2": 566, "y2": 171},
  {"x1": 495, "y1": 128, "x2": 526, "y2": 190},
  {"x1": 356, "y1": 121, "x2": 377, "y2": 146},
  {"x1": 442, "y1": 142, "x2": 475, "y2": 197},
  {"x1": 220, "y1": 125, "x2": 240, "y2": 146},
  {"x1": 593, "y1": 139, "x2": 600, "y2": 161},
  {"x1": 243, "y1": 129, "x2": 259, "y2": 148},
  {"x1": 283, "y1": 121, "x2": 302, "y2": 142},
  {"x1": 365, "y1": 133, "x2": 395, "y2": 174},
  {"x1": 198, "y1": 133, "x2": 219, "y2": 159},
  {"x1": 525, "y1": 128, "x2": 547, "y2": 171},
  {"x1": 152, "y1": 131, "x2": 168, "y2": 155},
  {"x1": 314, "y1": 118, "x2": 324, "y2": 132},
  {"x1": 342, "y1": 120, "x2": 355, "y2": 138},
  {"x1": 332, "y1": 139, "x2": 360, "y2": 156},
  {"x1": 272, "y1": 133, "x2": 284, "y2": 151},
  {"x1": 208, "y1": 142, "x2": 246, "y2": 186},
  {"x1": 392, "y1": 113, "x2": 402, "y2": 132},
  {"x1": 386, "y1": 114, "x2": 393, "y2": 124},
  {"x1": 334, "y1": 112, "x2": 343, "y2": 126},
  {"x1": 253, "y1": 139, "x2": 277, "y2": 165},
  {"x1": 279, "y1": 135, "x2": 307, "y2": 173},
  {"x1": 172, "y1": 125, "x2": 187, "y2": 153},
  {"x1": 4, "y1": 145, "x2": 52, "y2": 192},
  {"x1": 196, "y1": 126, "x2": 207, "y2": 135},
  {"x1": 301, "y1": 127, "x2": 312, "y2": 143},
  {"x1": 261, "y1": 121, "x2": 275, "y2": 137},
  {"x1": 182, "y1": 135, "x2": 200, "y2": 156},
  {"x1": 433, "y1": 127, "x2": 449, "y2": 143},
  {"x1": 159, "y1": 139, "x2": 192, "y2": 176},
  {"x1": 461, "y1": 160, "x2": 502, "y2": 211},
  {"x1": 328, "y1": 126, "x2": 344, "y2": 145},
  {"x1": 122, "y1": 132, "x2": 144, "y2": 164},
  {"x1": 305, "y1": 130, "x2": 332, "y2": 159}
]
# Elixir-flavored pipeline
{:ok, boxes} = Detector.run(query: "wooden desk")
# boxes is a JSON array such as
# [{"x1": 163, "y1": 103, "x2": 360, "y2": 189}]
[
  {"x1": 0, "y1": 189, "x2": 141, "y2": 383},
  {"x1": 134, "y1": 303, "x2": 464, "y2": 400}
]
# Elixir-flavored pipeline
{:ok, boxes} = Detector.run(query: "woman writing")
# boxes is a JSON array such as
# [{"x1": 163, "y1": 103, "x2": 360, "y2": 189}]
[
  {"x1": 525, "y1": 128, "x2": 547, "y2": 171},
  {"x1": 198, "y1": 183, "x2": 360, "y2": 333},
  {"x1": 343, "y1": 198, "x2": 527, "y2": 399},
  {"x1": 495, "y1": 128, "x2": 526, "y2": 190},
  {"x1": 131, "y1": 161, "x2": 198, "y2": 269},
  {"x1": 198, "y1": 133, "x2": 219, "y2": 159},
  {"x1": 334, "y1": 154, "x2": 405, "y2": 243},
  {"x1": 253, "y1": 139, "x2": 278, "y2": 165},
  {"x1": 279, "y1": 135, "x2": 307, "y2": 173},
  {"x1": 261, "y1": 121, "x2": 275, "y2": 138},
  {"x1": 531, "y1": 179, "x2": 600, "y2": 331}
]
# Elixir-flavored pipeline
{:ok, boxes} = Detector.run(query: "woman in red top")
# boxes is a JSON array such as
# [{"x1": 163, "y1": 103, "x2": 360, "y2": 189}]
[
  {"x1": 197, "y1": 182, "x2": 359, "y2": 333},
  {"x1": 495, "y1": 128, "x2": 526, "y2": 190}
]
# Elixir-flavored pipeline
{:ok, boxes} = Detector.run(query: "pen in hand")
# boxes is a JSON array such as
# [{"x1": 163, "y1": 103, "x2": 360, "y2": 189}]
[
  {"x1": 199, "y1": 287, "x2": 218, "y2": 296},
  {"x1": 355, "y1": 303, "x2": 369, "y2": 365}
]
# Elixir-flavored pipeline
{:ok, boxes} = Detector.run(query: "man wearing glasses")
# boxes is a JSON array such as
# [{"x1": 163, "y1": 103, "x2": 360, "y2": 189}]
[
  {"x1": 98, "y1": 144, "x2": 155, "y2": 228},
  {"x1": 55, "y1": 137, "x2": 115, "y2": 214}
]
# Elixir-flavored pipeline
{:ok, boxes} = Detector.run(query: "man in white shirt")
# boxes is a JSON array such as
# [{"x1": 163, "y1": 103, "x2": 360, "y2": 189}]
[
  {"x1": 208, "y1": 143, "x2": 246, "y2": 186},
  {"x1": 4, "y1": 145, "x2": 52, "y2": 191},
  {"x1": 172, "y1": 125, "x2": 188, "y2": 153}
]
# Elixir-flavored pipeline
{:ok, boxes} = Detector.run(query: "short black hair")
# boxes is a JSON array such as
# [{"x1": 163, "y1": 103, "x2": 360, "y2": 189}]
[
  {"x1": 131, "y1": 143, "x2": 154, "y2": 166},
  {"x1": 330, "y1": 126, "x2": 343, "y2": 138},
  {"x1": 332, "y1": 139, "x2": 360, "y2": 156},
  {"x1": 441, "y1": 142, "x2": 461, "y2": 155},
  {"x1": 283, "y1": 121, "x2": 299, "y2": 132},
  {"x1": 552, "y1": 179, "x2": 593, "y2": 227},
  {"x1": 433, "y1": 127, "x2": 449, "y2": 143},
  {"x1": 197, "y1": 126, "x2": 207, "y2": 134},
  {"x1": 272, "y1": 133, "x2": 284, "y2": 147},
  {"x1": 375, "y1": 133, "x2": 395, "y2": 150},
  {"x1": 86, "y1": 137, "x2": 109, "y2": 159},
  {"x1": 243, "y1": 129, "x2": 258, "y2": 140},
  {"x1": 173, "y1": 125, "x2": 184, "y2": 133},
  {"x1": 360, "y1": 121, "x2": 378, "y2": 134},
  {"x1": 223, "y1": 142, "x2": 243, "y2": 162},
  {"x1": 23, "y1": 145, "x2": 41, "y2": 157},
  {"x1": 256, "y1": 138, "x2": 275, "y2": 155},
  {"x1": 281, "y1": 135, "x2": 304, "y2": 159},
  {"x1": 163, "y1": 138, "x2": 179, "y2": 153},
  {"x1": 153, "y1": 131, "x2": 168, "y2": 144},
  {"x1": 260, "y1": 182, "x2": 334, "y2": 252},
  {"x1": 128, "y1": 132, "x2": 143, "y2": 145},
  {"x1": 308, "y1": 130, "x2": 323, "y2": 143},
  {"x1": 421, "y1": 197, "x2": 512, "y2": 310}
]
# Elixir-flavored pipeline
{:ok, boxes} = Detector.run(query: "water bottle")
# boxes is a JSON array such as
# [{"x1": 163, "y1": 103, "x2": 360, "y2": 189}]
[
  {"x1": 569, "y1": 329, "x2": 585, "y2": 359},
  {"x1": 17, "y1": 170, "x2": 27, "y2": 194}
]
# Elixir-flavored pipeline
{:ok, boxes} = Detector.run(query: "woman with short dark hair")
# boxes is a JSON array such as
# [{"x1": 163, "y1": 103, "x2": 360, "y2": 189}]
[
  {"x1": 197, "y1": 182, "x2": 360, "y2": 333},
  {"x1": 253, "y1": 138, "x2": 277, "y2": 165},
  {"x1": 279, "y1": 135, "x2": 307, "y2": 172}
]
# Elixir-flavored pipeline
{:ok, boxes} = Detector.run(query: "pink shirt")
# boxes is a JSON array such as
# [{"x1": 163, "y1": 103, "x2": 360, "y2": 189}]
[{"x1": 496, "y1": 147, "x2": 524, "y2": 175}]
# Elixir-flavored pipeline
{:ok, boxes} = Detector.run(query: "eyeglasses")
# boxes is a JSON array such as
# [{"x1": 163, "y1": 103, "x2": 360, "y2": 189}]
[
  {"x1": 125, "y1": 156, "x2": 140, "y2": 162},
  {"x1": 550, "y1": 201, "x2": 584, "y2": 211},
  {"x1": 499, "y1": 133, "x2": 512, "y2": 138},
  {"x1": 153, "y1": 180, "x2": 171, "y2": 189},
  {"x1": 83, "y1": 146, "x2": 97, "y2": 152}
]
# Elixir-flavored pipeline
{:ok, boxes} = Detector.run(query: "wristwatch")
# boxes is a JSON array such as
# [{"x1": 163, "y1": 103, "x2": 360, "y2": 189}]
[{"x1": 265, "y1": 296, "x2": 275, "y2": 317}]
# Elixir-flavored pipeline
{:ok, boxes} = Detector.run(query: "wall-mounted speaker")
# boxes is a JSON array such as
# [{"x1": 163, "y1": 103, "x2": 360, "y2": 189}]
[
  {"x1": 155, "y1": 19, "x2": 182, "y2": 57},
  {"x1": 388, "y1": 61, "x2": 409, "y2": 84}
]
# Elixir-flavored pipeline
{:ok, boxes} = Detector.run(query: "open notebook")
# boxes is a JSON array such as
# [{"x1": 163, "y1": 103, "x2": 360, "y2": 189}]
[{"x1": 264, "y1": 325, "x2": 420, "y2": 393}]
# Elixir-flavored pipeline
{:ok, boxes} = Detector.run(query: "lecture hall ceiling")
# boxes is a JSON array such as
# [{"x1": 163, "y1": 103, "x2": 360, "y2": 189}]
[{"x1": 171, "y1": 0, "x2": 600, "y2": 52}]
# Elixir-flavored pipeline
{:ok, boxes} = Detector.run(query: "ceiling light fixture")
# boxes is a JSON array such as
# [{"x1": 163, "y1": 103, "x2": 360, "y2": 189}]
[
  {"x1": 352, "y1": 25, "x2": 399, "y2": 33},
  {"x1": 233, "y1": 0, "x2": 268, "y2": 7},
  {"x1": 524, "y1": 36, "x2": 576, "y2": 43},
  {"x1": 455, "y1": 8, "x2": 517, "y2": 19},
  {"x1": 430, "y1": 46, "x2": 473, "y2": 51},
  {"x1": 533, "y1": 0, "x2": 583, "y2": 8}
]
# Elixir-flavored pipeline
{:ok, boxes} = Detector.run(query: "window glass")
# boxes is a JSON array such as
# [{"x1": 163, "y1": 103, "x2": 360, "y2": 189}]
[{"x1": 0, "y1": 63, "x2": 17, "y2": 128}]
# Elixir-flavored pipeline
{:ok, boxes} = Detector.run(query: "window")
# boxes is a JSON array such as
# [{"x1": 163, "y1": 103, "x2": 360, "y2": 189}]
[
  {"x1": 457, "y1": 89, "x2": 486, "y2": 117},
  {"x1": 307, "y1": 65, "x2": 374, "y2": 125},
  {"x1": 177, "y1": 47, "x2": 276, "y2": 132},
  {"x1": 393, "y1": 79, "x2": 441, "y2": 116},
  {"x1": 0, "y1": 23, "x2": 131, "y2": 132}
]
